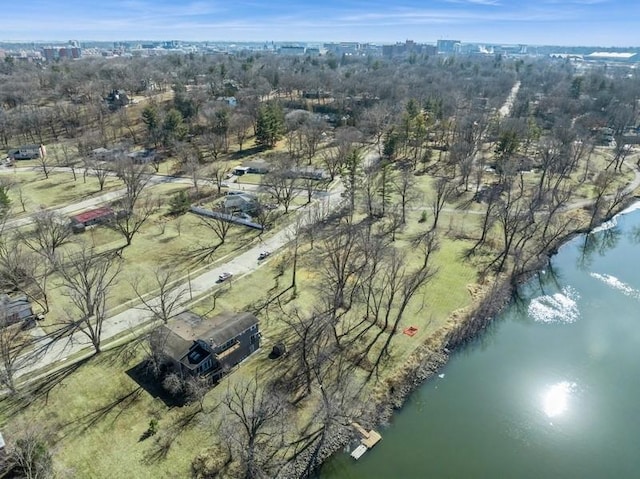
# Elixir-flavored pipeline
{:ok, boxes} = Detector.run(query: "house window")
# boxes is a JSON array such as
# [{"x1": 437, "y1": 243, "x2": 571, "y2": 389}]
[
  {"x1": 200, "y1": 358, "x2": 212, "y2": 373},
  {"x1": 250, "y1": 333, "x2": 259, "y2": 345},
  {"x1": 219, "y1": 338, "x2": 236, "y2": 352}
]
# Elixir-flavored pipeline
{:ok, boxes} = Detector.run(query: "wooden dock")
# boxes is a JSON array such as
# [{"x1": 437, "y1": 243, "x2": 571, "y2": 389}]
[
  {"x1": 350, "y1": 422, "x2": 382, "y2": 459},
  {"x1": 350, "y1": 444, "x2": 367, "y2": 460}
]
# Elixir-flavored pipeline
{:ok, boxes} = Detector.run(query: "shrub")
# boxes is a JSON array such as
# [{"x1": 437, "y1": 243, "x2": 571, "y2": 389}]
[
  {"x1": 169, "y1": 190, "x2": 191, "y2": 215},
  {"x1": 148, "y1": 419, "x2": 158, "y2": 436},
  {"x1": 162, "y1": 372, "x2": 184, "y2": 396}
]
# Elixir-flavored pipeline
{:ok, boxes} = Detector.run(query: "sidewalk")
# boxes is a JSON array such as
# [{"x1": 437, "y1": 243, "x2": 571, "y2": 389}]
[{"x1": 17, "y1": 180, "x2": 346, "y2": 382}]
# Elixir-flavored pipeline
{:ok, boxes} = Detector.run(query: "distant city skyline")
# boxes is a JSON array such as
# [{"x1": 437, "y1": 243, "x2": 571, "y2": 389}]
[{"x1": 3, "y1": 0, "x2": 639, "y2": 47}]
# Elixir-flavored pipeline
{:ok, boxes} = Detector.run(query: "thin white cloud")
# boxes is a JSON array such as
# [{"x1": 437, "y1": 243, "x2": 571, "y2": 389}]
[
  {"x1": 0, "y1": 0, "x2": 634, "y2": 43},
  {"x1": 445, "y1": 0, "x2": 501, "y2": 6},
  {"x1": 543, "y1": 0, "x2": 609, "y2": 3},
  {"x1": 339, "y1": 6, "x2": 572, "y2": 24},
  {"x1": 116, "y1": 0, "x2": 223, "y2": 18}
]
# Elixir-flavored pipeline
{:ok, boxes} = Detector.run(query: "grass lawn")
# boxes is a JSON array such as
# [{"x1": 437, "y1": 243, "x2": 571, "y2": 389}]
[
  {"x1": 1, "y1": 347, "x2": 211, "y2": 479},
  {"x1": 2, "y1": 170, "x2": 122, "y2": 217},
  {"x1": 38, "y1": 183, "x2": 268, "y2": 328},
  {"x1": 0, "y1": 205, "x2": 483, "y2": 478},
  {"x1": 3, "y1": 138, "x2": 637, "y2": 478}
]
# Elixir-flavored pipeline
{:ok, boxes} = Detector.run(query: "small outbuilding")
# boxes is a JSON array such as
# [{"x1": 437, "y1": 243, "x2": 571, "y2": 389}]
[
  {"x1": 269, "y1": 341, "x2": 286, "y2": 359},
  {"x1": 70, "y1": 206, "x2": 115, "y2": 233},
  {"x1": 7, "y1": 144, "x2": 46, "y2": 160},
  {"x1": 237, "y1": 158, "x2": 270, "y2": 175}
]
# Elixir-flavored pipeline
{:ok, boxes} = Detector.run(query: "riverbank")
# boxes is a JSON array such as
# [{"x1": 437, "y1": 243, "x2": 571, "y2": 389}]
[{"x1": 306, "y1": 195, "x2": 640, "y2": 479}]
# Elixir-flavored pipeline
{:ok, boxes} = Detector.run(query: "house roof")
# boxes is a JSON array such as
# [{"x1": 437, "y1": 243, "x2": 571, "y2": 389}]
[
  {"x1": 159, "y1": 328, "x2": 191, "y2": 362},
  {"x1": 242, "y1": 158, "x2": 270, "y2": 170},
  {"x1": 165, "y1": 311, "x2": 259, "y2": 349},
  {"x1": 586, "y1": 52, "x2": 637, "y2": 59},
  {"x1": 224, "y1": 195, "x2": 256, "y2": 209},
  {"x1": 71, "y1": 207, "x2": 114, "y2": 224},
  {"x1": 0, "y1": 294, "x2": 34, "y2": 322},
  {"x1": 205, "y1": 312, "x2": 258, "y2": 348},
  {"x1": 92, "y1": 147, "x2": 112, "y2": 155}
]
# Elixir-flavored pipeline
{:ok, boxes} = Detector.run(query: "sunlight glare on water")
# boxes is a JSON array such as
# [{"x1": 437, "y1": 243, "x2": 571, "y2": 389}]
[
  {"x1": 528, "y1": 287, "x2": 580, "y2": 324},
  {"x1": 542, "y1": 381, "x2": 577, "y2": 418}
]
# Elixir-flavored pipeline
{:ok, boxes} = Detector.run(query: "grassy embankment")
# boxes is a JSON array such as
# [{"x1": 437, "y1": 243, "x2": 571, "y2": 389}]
[
  {"x1": 0, "y1": 166, "x2": 486, "y2": 478},
  {"x1": 2, "y1": 134, "x2": 638, "y2": 476}
]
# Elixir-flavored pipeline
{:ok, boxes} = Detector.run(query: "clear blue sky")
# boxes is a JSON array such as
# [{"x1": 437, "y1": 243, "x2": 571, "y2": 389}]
[{"x1": 3, "y1": 0, "x2": 639, "y2": 46}]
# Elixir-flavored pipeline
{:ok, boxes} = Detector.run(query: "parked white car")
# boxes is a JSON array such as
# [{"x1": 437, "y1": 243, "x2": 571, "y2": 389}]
[{"x1": 217, "y1": 272, "x2": 233, "y2": 283}]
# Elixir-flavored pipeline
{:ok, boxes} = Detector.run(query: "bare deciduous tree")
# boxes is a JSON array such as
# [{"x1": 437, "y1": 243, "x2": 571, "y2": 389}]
[
  {"x1": 36, "y1": 150, "x2": 51, "y2": 180},
  {"x1": 182, "y1": 147, "x2": 202, "y2": 195},
  {"x1": 430, "y1": 176, "x2": 456, "y2": 231},
  {"x1": 6, "y1": 424, "x2": 53, "y2": 479},
  {"x1": 55, "y1": 244, "x2": 122, "y2": 354},
  {"x1": 206, "y1": 161, "x2": 228, "y2": 196},
  {"x1": 131, "y1": 266, "x2": 187, "y2": 324},
  {"x1": 85, "y1": 159, "x2": 111, "y2": 191},
  {"x1": 394, "y1": 166, "x2": 419, "y2": 224},
  {"x1": 365, "y1": 245, "x2": 437, "y2": 380},
  {"x1": 263, "y1": 156, "x2": 298, "y2": 214},
  {"x1": 199, "y1": 206, "x2": 235, "y2": 247},
  {"x1": 22, "y1": 210, "x2": 72, "y2": 263},
  {"x1": 0, "y1": 307, "x2": 36, "y2": 394},
  {"x1": 230, "y1": 112, "x2": 252, "y2": 152},
  {"x1": 116, "y1": 158, "x2": 152, "y2": 207},
  {"x1": 220, "y1": 376, "x2": 288, "y2": 479},
  {"x1": 320, "y1": 148, "x2": 343, "y2": 181},
  {"x1": 110, "y1": 194, "x2": 159, "y2": 247},
  {"x1": 58, "y1": 143, "x2": 78, "y2": 181},
  {"x1": 0, "y1": 240, "x2": 50, "y2": 314}
]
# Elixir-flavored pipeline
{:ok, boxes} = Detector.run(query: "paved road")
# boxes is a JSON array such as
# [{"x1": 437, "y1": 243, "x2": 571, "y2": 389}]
[
  {"x1": 0, "y1": 165, "x2": 318, "y2": 230},
  {"x1": 498, "y1": 81, "x2": 521, "y2": 118},
  {"x1": 18, "y1": 180, "x2": 346, "y2": 380},
  {"x1": 0, "y1": 170, "x2": 256, "y2": 230},
  {"x1": 13, "y1": 140, "x2": 639, "y2": 381}
]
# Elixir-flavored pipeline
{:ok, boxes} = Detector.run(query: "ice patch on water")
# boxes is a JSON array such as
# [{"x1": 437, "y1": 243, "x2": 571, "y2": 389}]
[
  {"x1": 589, "y1": 272, "x2": 640, "y2": 299},
  {"x1": 620, "y1": 201, "x2": 640, "y2": 216},
  {"x1": 528, "y1": 287, "x2": 580, "y2": 324},
  {"x1": 591, "y1": 218, "x2": 617, "y2": 233},
  {"x1": 590, "y1": 201, "x2": 640, "y2": 234}
]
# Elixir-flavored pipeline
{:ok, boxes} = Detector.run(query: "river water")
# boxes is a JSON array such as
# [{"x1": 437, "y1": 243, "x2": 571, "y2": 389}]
[{"x1": 322, "y1": 204, "x2": 640, "y2": 479}]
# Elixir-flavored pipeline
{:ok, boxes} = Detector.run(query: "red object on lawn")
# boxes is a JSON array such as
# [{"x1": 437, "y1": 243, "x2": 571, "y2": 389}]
[{"x1": 403, "y1": 326, "x2": 418, "y2": 337}]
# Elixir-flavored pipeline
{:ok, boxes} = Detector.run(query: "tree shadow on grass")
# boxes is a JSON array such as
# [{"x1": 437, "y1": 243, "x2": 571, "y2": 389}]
[
  {"x1": 141, "y1": 405, "x2": 203, "y2": 464},
  {"x1": 252, "y1": 285, "x2": 295, "y2": 316},
  {"x1": 125, "y1": 361, "x2": 186, "y2": 408},
  {"x1": 95, "y1": 340, "x2": 145, "y2": 370},
  {"x1": 0, "y1": 357, "x2": 92, "y2": 419},
  {"x1": 57, "y1": 387, "x2": 144, "y2": 440},
  {"x1": 230, "y1": 145, "x2": 266, "y2": 160}
]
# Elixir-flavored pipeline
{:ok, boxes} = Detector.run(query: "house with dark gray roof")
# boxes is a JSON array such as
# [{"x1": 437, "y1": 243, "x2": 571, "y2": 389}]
[
  {"x1": 0, "y1": 294, "x2": 35, "y2": 328},
  {"x1": 159, "y1": 311, "x2": 260, "y2": 380},
  {"x1": 233, "y1": 158, "x2": 270, "y2": 176},
  {"x1": 105, "y1": 89, "x2": 130, "y2": 110},
  {"x1": 7, "y1": 144, "x2": 46, "y2": 160},
  {"x1": 223, "y1": 193, "x2": 258, "y2": 213}
]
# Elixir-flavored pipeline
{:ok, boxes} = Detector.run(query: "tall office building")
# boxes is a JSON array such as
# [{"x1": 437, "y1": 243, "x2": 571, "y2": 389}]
[{"x1": 437, "y1": 39, "x2": 460, "y2": 54}]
